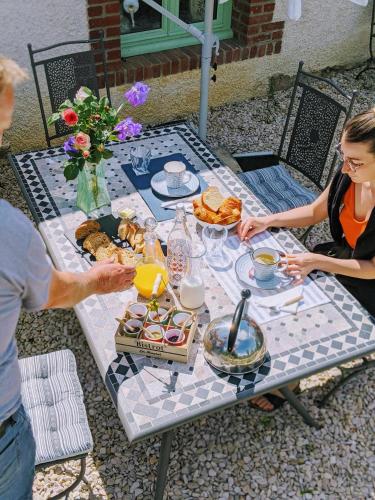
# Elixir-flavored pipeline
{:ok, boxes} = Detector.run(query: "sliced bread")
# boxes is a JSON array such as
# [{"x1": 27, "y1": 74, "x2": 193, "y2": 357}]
[{"x1": 202, "y1": 187, "x2": 224, "y2": 213}]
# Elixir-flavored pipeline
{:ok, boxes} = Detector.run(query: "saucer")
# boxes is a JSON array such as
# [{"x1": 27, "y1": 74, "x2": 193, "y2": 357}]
[
  {"x1": 151, "y1": 170, "x2": 200, "y2": 198},
  {"x1": 235, "y1": 253, "x2": 293, "y2": 290}
]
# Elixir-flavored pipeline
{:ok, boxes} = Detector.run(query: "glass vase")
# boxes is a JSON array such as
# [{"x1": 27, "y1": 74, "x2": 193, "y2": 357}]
[{"x1": 76, "y1": 160, "x2": 111, "y2": 216}]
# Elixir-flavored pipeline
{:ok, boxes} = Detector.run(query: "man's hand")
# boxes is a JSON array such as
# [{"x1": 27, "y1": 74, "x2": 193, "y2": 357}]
[
  {"x1": 285, "y1": 252, "x2": 319, "y2": 284},
  {"x1": 88, "y1": 259, "x2": 136, "y2": 294},
  {"x1": 238, "y1": 216, "x2": 269, "y2": 241}
]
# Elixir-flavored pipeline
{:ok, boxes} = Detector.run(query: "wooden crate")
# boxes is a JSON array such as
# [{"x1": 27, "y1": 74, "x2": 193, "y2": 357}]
[{"x1": 115, "y1": 303, "x2": 198, "y2": 363}]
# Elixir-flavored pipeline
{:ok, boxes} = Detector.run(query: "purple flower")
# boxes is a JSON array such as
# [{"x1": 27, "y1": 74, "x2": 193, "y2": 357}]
[
  {"x1": 124, "y1": 82, "x2": 150, "y2": 107},
  {"x1": 64, "y1": 136, "x2": 78, "y2": 154},
  {"x1": 115, "y1": 118, "x2": 142, "y2": 140}
]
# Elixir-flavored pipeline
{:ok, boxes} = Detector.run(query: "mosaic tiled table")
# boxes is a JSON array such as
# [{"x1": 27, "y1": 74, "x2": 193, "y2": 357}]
[{"x1": 10, "y1": 122, "x2": 375, "y2": 499}]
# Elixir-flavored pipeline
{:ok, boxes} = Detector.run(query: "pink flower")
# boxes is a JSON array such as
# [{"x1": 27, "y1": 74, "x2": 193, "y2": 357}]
[
  {"x1": 74, "y1": 132, "x2": 91, "y2": 150},
  {"x1": 75, "y1": 87, "x2": 90, "y2": 101},
  {"x1": 61, "y1": 108, "x2": 78, "y2": 126},
  {"x1": 82, "y1": 150, "x2": 90, "y2": 159}
]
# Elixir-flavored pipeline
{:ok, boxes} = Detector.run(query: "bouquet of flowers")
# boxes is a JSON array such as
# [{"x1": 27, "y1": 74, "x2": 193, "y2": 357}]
[{"x1": 47, "y1": 82, "x2": 150, "y2": 181}]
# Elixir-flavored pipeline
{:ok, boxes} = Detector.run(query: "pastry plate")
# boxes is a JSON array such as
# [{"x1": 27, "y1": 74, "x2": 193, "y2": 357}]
[
  {"x1": 64, "y1": 215, "x2": 129, "y2": 266},
  {"x1": 150, "y1": 170, "x2": 200, "y2": 198},
  {"x1": 235, "y1": 252, "x2": 293, "y2": 290},
  {"x1": 65, "y1": 215, "x2": 168, "y2": 265},
  {"x1": 194, "y1": 215, "x2": 239, "y2": 231}
]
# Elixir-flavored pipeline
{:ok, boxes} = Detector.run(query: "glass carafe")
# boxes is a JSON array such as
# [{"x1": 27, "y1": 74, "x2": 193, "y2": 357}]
[
  {"x1": 167, "y1": 204, "x2": 192, "y2": 286},
  {"x1": 133, "y1": 217, "x2": 168, "y2": 299},
  {"x1": 179, "y1": 242, "x2": 206, "y2": 309}
]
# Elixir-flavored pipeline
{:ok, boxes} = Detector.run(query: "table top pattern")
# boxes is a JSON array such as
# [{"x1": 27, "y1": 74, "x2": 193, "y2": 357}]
[{"x1": 10, "y1": 122, "x2": 375, "y2": 443}]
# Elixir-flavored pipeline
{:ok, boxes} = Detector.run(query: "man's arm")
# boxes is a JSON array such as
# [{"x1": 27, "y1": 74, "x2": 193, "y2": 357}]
[{"x1": 43, "y1": 261, "x2": 136, "y2": 309}]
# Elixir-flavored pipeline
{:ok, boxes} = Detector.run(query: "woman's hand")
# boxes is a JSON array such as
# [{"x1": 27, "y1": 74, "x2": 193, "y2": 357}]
[
  {"x1": 285, "y1": 252, "x2": 320, "y2": 283},
  {"x1": 238, "y1": 216, "x2": 269, "y2": 241}
]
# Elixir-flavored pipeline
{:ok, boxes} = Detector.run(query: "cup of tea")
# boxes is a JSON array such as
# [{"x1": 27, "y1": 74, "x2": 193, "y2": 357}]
[
  {"x1": 249, "y1": 247, "x2": 287, "y2": 281},
  {"x1": 164, "y1": 161, "x2": 191, "y2": 189}
]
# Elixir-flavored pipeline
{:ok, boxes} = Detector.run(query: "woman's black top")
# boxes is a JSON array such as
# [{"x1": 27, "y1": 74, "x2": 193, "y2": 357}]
[{"x1": 324, "y1": 169, "x2": 375, "y2": 316}]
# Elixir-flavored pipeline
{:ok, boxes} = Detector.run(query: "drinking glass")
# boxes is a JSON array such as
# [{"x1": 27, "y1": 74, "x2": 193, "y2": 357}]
[
  {"x1": 130, "y1": 145, "x2": 151, "y2": 175},
  {"x1": 202, "y1": 226, "x2": 231, "y2": 269}
]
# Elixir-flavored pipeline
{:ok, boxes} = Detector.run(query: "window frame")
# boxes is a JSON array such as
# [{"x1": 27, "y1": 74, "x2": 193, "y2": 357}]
[{"x1": 120, "y1": 0, "x2": 233, "y2": 58}]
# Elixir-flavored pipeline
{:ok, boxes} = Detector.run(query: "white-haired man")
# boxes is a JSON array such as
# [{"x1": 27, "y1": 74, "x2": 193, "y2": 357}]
[{"x1": 0, "y1": 56, "x2": 136, "y2": 499}]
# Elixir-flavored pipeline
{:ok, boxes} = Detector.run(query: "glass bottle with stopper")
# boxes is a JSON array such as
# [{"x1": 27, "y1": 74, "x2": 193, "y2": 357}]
[
  {"x1": 133, "y1": 217, "x2": 168, "y2": 299},
  {"x1": 167, "y1": 204, "x2": 192, "y2": 286}
]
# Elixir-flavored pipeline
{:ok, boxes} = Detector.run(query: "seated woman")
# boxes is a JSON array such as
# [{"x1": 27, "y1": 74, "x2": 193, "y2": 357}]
[
  {"x1": 240, "y1": 108, "x2": 375, "y2": 411},
  {"x1": 239, "y1": 108, "x2": 375, "y2": 318}
]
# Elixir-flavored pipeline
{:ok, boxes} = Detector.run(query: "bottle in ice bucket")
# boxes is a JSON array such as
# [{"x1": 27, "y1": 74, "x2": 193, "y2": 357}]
[
  {"x1": 133, "y1": 217, "x2": 168, "y2": 299},
  {"x1": 167, "y1": 203, "x2": 192, "y2": 286}
]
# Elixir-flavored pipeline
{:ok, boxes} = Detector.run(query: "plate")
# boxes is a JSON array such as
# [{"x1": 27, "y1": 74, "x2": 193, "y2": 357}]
[
  {"x1": 194, "y1": 215, "x2": 240, "y2": 231},
  {"x1": 235, "y1": 252, "x2": 293, "y2": 290},
  {"x1": 151, "y1": 170, "x2": 200, "y2": 198}
]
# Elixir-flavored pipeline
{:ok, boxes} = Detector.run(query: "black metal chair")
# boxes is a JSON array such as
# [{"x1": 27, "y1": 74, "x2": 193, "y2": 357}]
[
  {"x1": 234, "y1": 61, "x2": 357, "y2": 242},
  {"x1": 356, "y1": 0, "x2": 375, "y2": 79},
  {"x1": 28, "y1": 31, "x2": 111, "y2": 147}
]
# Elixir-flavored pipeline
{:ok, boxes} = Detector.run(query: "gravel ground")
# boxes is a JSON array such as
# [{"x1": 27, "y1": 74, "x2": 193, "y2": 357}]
[{"x1": 2, "y1": 65, "x2": 375, "y2": 500}]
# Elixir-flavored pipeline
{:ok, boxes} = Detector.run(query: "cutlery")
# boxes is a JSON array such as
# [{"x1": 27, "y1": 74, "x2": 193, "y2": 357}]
[
  {"x1": 163, "y1": 205, "x2": 194, "y2": 214},
  {"x1": 158, "y1": 305, "x2": 176, "y2": 323},
  {"x1": 256, "y1": 294, "x2": 303, "y2": 312},
  {"x1": 161, "y1": 196, "x2": 197, "y2": 208}
]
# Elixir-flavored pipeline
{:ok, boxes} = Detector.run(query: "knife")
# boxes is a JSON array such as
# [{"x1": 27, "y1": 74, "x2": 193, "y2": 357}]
[
  {"x1": 256, "y1": 294, "x2": 303, "y2": 311},
  {"x1": 163, "y1": 205, "x2": 194, "y2": 214},
  {"x1": 161, "y1": 196, "x2": 197, "y2": 208}
]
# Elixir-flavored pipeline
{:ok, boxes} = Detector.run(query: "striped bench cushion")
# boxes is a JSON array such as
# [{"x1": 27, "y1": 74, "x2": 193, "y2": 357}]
[
  {"x1": 19, "y1": 349, "x2": 93, "y2": 466},
  {"x1": 238, "y1": 164, "x2": 317, "y2": 213}
]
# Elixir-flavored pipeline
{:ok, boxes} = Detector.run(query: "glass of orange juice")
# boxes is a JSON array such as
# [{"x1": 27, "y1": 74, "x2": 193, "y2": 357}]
[{"x1": 133, "y1": 259, "x2": 169, "y2": 299}]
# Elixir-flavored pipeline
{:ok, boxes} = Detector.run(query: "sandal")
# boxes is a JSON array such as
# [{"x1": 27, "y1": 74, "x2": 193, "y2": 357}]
[{"x1": 249, "y1": 385, "x2": 301, "y2": 413}]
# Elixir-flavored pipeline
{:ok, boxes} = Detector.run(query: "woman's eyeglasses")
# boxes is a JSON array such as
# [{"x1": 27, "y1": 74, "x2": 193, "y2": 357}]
[{"x1": 335, "y1": 143, "x2": 359, "y2": 172}]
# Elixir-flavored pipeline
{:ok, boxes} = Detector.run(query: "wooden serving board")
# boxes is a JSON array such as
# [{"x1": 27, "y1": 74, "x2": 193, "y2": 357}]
[{"x1": 114, "y1": 301, "x2": 198, "y2": 363}]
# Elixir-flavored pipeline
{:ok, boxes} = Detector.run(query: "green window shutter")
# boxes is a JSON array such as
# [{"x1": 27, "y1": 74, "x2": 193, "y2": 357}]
[{"x1": 121, "y1": 0, "x2": 233, "y2": 58}]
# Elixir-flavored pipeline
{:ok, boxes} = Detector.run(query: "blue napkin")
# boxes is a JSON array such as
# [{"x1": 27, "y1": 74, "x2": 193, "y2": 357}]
[{"x1": 121, "y1": 153, "x2": 208, "y2": 222}]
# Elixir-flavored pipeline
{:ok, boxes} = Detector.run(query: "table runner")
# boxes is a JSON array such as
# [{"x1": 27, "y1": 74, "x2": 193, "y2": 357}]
[{"x1": 211, "y1": 233, "x2": 330, "y2": 324}]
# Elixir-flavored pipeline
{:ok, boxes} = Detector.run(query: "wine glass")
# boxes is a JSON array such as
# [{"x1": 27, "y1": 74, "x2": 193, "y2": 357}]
[{"x1": 202, "y1": 226, "x2": 231, "y2": 269}]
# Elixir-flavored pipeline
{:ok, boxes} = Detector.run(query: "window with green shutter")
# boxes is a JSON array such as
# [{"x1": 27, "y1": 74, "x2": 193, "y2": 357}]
[{"x1": 120, "y1": 0, "x2": 233, "y2": 58}]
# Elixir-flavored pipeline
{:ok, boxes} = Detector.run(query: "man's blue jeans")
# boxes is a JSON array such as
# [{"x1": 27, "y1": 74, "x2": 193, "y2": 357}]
[{"x1": 0, "y1": 405, "x2": 35, "y2": 500}]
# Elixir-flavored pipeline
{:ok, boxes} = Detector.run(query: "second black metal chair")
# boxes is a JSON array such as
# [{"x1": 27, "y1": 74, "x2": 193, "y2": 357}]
[
  {"x1": 28, "y1": 31, "x2": 111, "y2": 147},
  {"x1": 234, "y1": 61, "x2": 356, "y2": 233}
]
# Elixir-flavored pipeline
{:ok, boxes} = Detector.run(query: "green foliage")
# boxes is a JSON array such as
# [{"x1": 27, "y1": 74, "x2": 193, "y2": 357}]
[
  {"x1": 48, "y1": 84, "x2": 147, "y2": 183},
  {"x1": 47, "y1": 113, "x2": 60, "y2": 126},
  {"x1": 63, "y1": 161, "x2": 80, "y2": 181}
]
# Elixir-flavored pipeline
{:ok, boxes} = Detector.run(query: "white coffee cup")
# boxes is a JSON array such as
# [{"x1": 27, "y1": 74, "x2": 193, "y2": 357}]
[{"x1": 164, "y1": 161, "x2": 191, "y2": 189}]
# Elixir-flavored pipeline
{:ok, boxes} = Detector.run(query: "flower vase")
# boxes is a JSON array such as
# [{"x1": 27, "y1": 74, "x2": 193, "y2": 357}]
[{"x1": 76, "y1": 160, "x2": 111, "y2": 216}]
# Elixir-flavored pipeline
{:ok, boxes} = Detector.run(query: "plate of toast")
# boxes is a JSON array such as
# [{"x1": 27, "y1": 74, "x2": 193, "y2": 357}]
[
  {"x1": 65, "y1": 215, "x2": 146, "y2": 266},
  {"x1": 192, "y1": 187, "x2": 242, "y2": 229}
]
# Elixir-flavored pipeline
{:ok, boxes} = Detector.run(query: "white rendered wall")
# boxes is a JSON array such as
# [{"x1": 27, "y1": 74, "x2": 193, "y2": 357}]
[
  {"x1": 1, "y1": 0, "x2": 372, "y2": 151},
  {"x1": 1, "y1": 0, "x2": 89, "y2": 150}
]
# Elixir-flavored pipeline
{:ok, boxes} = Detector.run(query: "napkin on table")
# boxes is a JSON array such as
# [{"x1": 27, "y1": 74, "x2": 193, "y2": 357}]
[{"x1": 253, "y1": 285, "x2": 304, "y2": 315}]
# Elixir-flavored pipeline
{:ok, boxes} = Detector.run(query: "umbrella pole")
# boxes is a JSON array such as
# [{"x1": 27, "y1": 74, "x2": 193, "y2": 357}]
[
  {"x1": 198, "y1": 0, "x2": 215, "y2": 141},
  {"x1": 141, "y1": 0, "x2": 218, "y2": 140}
]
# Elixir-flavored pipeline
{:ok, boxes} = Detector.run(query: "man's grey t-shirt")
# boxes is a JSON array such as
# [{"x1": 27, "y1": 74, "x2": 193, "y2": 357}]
[{"x1": 0, "y1": 200, "x2": 52, "y2": 423}]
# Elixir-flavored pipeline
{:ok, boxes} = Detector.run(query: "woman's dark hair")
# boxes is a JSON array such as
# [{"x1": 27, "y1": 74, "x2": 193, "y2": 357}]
[{"x1": 343, "y1": 108, "x2": 375, "y2": 154}]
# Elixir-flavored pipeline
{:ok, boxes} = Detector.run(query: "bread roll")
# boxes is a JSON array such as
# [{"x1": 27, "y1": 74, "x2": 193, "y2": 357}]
[{"x1": 75, "y1": 220, "x2": 101, "y2": 240}]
